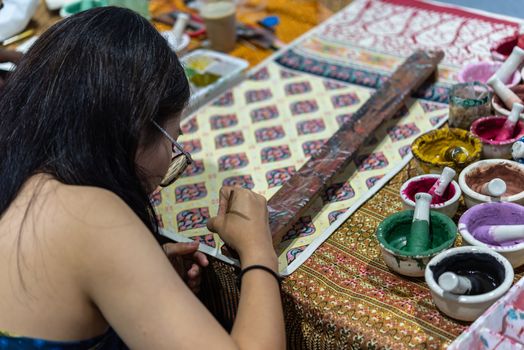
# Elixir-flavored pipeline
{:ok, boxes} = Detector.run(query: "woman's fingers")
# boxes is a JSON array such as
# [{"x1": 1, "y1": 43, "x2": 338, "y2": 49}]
[{"x1": 163, "y1": 241, "x2": 199, "y2": 256}]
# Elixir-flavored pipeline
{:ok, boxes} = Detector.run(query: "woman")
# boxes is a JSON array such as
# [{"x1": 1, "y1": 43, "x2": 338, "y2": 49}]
[{"x1": 0, "y1": 7, "x2": 284, "y2": 349}]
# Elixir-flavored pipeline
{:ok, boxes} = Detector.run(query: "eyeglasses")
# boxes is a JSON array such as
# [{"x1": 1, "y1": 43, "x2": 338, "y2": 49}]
[{"x1": 152, "y1": 120, "x2": 193, "y2": 187}]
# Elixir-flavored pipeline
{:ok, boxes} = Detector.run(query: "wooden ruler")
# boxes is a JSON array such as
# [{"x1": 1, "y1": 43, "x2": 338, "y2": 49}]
[{"x1": 268, "y1": 50, "x2": 445, "y2": 245}]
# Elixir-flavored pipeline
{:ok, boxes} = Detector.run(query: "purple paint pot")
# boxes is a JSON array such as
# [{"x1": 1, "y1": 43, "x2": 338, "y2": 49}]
[
  {"x1": 457, "y1": 62, "x2": 521, "y2": 87},
  {"x1": 400, "y1": 174, "x2": 461, "y2": 217},
  {"x1": 459, "y1": 202, "x2": 524, "y2": 268},
  {"x1": 470, "y1": 116, "x2": 524, "y2": 159}
]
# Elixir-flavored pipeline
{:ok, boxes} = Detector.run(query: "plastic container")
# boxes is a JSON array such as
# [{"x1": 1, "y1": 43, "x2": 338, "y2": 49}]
[
  {"x1": 449, "y1": 276, "x2": 524, "y2": 348},
  {"x1": 448, "y1": 82, "x2": 491, "y2": 130},
  {"x1": 181, "y1": 49, "x2": 248, "y2": 118}
]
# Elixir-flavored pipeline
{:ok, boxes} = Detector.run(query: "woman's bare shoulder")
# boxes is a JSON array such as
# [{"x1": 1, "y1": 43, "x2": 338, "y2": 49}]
[
  {"x1": 53, "y1": 181, "x2": 138, "y2": 226},
  {"x1": 21, "y1": 176, "x2": 150, "y2": 246}
]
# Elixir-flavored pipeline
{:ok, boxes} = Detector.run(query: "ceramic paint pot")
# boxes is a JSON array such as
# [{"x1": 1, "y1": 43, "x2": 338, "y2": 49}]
[
  {"x1": 459, "y1": 202, "x2": 524, "y2": 268},
  {"x1": 458, "y1": 159, "x2": 524, "y2": 208},
  {"x1": 492, "y1": 84, "x2": 524, "y2": 118},
  {"x1": 457, "y1": 61, "x2": 521, "y2": 87},
  {"x1": 513, "y1": 136, "x2": 524, "y2": 163},
  {"x1": 425, "y1": 246, "x2": 514, "y2": 322},
  {"x1": 470, "y1": 116, "x2": 524, "y2": 159},
  {"x1": 400, "y1": 175, "x2": 462, "y2": 217},
  {"x1": 376, "y1": 210, "x2": 457, "y2": 277},
  {"x1": 411, "y1": 128, "x2": 482, "y2": 175},
  {"x1": 490, "y1": 35, "x2": 519, "y2": 62}
]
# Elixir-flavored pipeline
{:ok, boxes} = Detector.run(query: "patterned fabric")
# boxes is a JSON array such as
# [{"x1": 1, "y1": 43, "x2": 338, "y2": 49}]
[
  {"x1": 151, "y1": 0, "x2": 523, "y2": 348},
  {"x1": 0, "y1": 329, "x2": 121, "y2": 349},
  {"x1": 155, "y1": 0, "x2": 518, "y2": 276},
  {"x1": 199, "y1": 162, "x2": 524, "y2": 349},
  {"x1": 158, "y1": 1, "x2": 524, "y2": 348}
]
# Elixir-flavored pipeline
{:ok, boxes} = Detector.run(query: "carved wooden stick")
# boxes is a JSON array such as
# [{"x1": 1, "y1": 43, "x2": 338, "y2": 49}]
[{"x1": 268, "y1": 50, "x2": 445, "y2": 245}]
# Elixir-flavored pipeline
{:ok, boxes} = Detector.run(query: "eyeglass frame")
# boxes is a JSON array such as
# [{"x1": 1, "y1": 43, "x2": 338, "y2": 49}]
[{"x1": 152, "y1": 120, "x2": 193, "y2": 187}]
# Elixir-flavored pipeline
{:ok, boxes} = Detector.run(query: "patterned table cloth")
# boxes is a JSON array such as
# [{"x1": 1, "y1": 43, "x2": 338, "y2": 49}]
[
  {"x1": 155, "y1": 0, "x2": 524, "y2": 348},
  {"x1": 156, "y1": 0, "x2": 519, "y2": 274}
]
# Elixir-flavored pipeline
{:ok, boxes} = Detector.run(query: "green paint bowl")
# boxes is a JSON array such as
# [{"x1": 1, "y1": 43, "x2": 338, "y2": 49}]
[{"x1": 376, "y1": 210, "x2": 457, "y2": 277}]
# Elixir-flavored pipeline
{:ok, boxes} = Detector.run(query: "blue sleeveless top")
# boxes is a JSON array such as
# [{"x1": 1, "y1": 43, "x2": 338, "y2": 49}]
[{"x1": 0, "y1": 328, "x2": 124, "y2": 349}]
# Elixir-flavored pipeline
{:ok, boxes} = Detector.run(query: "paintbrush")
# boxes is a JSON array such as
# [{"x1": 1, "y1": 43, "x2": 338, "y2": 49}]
[
  {"x1": 2, "y1": 29, "x2": 34, "y2": 47},
  {"x1": 226, "y1": 190, "x2": 234, "y2": 215},
  {"x1": 221, "y1": 189, "x2": 241, "y2": 260}
]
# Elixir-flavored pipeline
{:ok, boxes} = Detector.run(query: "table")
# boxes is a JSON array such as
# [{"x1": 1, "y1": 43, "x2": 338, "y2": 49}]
[
  {"x1": 16, "y1": 1, "x2": 524, "y2": 349},
  {"x1": 12, "y1": 0, "x2": 336, "y2": 66}
]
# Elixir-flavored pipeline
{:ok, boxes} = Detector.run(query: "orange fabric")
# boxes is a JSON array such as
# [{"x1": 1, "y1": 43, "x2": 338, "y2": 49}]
[
  {"x1": 14, "y1": 0, "x2": 341, "y2": 66},
  {"x1": 150, "y1": 0, "x2": 340, "y2": 66}
]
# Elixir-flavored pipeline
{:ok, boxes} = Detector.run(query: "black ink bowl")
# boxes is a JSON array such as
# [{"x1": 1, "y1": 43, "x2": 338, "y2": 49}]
[{"x1": 424, "y1": 246, "x2": 514, "y2": 322}]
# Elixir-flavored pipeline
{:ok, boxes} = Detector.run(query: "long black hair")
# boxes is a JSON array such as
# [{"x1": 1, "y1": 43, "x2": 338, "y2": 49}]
[{"x1": 0, "y1": 7, "x2": 190, "y2": 240}]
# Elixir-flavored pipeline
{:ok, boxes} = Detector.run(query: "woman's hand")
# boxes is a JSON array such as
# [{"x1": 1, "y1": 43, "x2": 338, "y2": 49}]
[
  {"x1": 0, "y1": 48, "x2": 23, "y2": 88},
  {"x1": 207, "y1": 186, "x2": 276, "y2": 268},
  {"x1": 163, "y1": 241, "x2": 209, "y2": 294},
  {"x1": 0, "y1": 48, "x2": 22, "y2": 64}
]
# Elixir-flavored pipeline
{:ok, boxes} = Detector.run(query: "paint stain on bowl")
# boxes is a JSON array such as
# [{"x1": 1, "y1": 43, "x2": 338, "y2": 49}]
[
  {"x1": 471, "y1": 116, "x2": 524, "y2": 145},
  {"x1": 465, "y1": 162, "x2": 524, "y2": 197},
  {"x1": 402, "y1": 177, "x2": 456, "y2": 205}
]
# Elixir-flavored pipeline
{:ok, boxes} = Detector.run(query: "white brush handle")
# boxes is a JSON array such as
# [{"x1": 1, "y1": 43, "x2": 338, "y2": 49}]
[
  {"x1": 480, "y1": 178, "x2": 507, "y2": 197},
  {"x1": 494, "y1": 46, "x2": 524, "y2": 83},
  {"x1": 171, "y1": 13, "x2": 189, "y2": 43},
  {"x1": 429, "y1": 167, "x2": 456, "y2": 197},
  {"x1": 513, "y1": 140, "x2": 524, "y2": 159},
  {"x1": 507, "y1": 103, "x2": 524, "y2": 124},
  {"x1": 488, "y1": 76, "x2": 523, "y2": 109},
  {"x1": 490, "y1": 225, "x2": 524, "y2": 243},
  {"x1": 438, "y1": 272, "x2": 472, "y2": 294},
  {"x1": 413, "y1": 192, "x2": 432, "y2": 222}
]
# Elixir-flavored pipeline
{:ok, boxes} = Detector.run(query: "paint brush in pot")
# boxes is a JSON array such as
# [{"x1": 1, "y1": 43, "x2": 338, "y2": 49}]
[
  {"x1": 405, "y1": 192, "x2": 432, "y2": 254},
  {"x1": 487, "y1": 76, "x2": 523, "y2": 110},
  {"x1": 171, "y1": 13, "x2": 189, "y2": 45},
  {"x1": 438, "y1": 271, "x2": 497, "y2": 295},
  {"x1": 491, "y1": 45, "x2": 524, "y2": 84},
  {"x1": 427, "y1": 167, "x2": 456, "y2": 203},
  {"x1": 474, "y1": 224, "x2": 524, "y2": 245},
  {"x1": 480, "y1": 178, "x2": 507, "y2": 197},
  {"x1": 495, "y1": 102, "x2": 524, "y2": 141}
]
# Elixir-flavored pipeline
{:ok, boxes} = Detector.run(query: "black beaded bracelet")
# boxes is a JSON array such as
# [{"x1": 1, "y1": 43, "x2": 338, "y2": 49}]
[{"x1": 237, "y1": 265, "x2": 281, "y2": 288}]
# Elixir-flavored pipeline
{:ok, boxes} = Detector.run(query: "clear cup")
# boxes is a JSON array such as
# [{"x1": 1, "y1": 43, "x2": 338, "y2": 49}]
[
  {"x1": 448, "y1": 82, "x2": 491, "y2": 130},
  {"x1": 199, "y1": 0, "x2": 237, "y2": 52}
]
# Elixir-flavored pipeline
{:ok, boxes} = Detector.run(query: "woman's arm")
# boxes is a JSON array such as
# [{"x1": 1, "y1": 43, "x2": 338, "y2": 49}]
[
  {"x1": 208, "y1": 187, "x2": 285, "y2": 350},
  {"x1": 67, "y1": 186, "x2": 284, "y2": 350}
]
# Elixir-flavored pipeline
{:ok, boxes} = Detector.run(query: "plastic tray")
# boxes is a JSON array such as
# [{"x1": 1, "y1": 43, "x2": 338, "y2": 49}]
[
  {"x1": 181, "y1": 49, "x2": 249, "y2": 118},
  {"x1": 449, "y1": 277, "x2": 524, "y2": 349}
]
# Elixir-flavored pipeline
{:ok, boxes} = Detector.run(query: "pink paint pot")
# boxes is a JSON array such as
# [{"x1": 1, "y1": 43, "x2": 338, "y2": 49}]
[
  {"x1": 400, "y1": 174, "x2": 461, "y2": 218},
  {"x1": 492, "y1": 84, "x2": 524, "y2": 118},
  {"x1": 470, "y1": 116, "x2": 524, "y2": 159},
  {"x1": 457, "y1": 62, "x2": 521, "y2": 87},
  {"x1": 490, "y1": 34, "x2": 519, "y2": 62}
]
